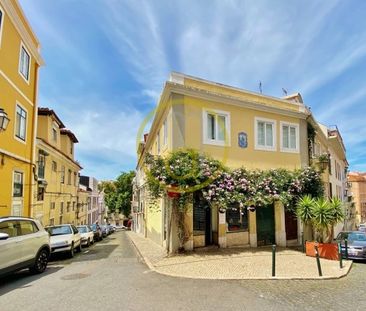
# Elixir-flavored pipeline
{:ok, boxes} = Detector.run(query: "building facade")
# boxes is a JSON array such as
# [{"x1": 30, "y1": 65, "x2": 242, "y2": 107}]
[
  {"x1": 79, "y1": 176, "x2": 101, "y2": 224},
  {"x1": 0, "y1": 0, "x2": 43, "y2": 217},
  {"x1": 348, "y1": 172, "x2": 366, "y2": 226},
  {"x1": 32, "y1": 108, "x2": 82, "y2": 226},
  {"x1": 133, "y1": 72, "x2": 348, "y2": 253}
]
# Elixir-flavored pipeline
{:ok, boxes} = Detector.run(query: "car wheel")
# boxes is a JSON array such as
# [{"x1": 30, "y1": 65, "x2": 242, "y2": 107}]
[
  {"x1": 87, "y1": 238, "x2": 90, "y2": 247},
  {"x1": 69, "y1": 243, "x2": 75, "y2": 258},
  {"x1": 77, "y1": 242, "x2": 82, "y2": 252},
  {"x1": 30, "y1": 248, "x2": 49, "y2": 274}
]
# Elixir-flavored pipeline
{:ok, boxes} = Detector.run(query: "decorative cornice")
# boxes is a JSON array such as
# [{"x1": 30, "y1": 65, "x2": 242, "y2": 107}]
[{"x1": 0, "y1": 0, "x2": 44, "y2": 65}]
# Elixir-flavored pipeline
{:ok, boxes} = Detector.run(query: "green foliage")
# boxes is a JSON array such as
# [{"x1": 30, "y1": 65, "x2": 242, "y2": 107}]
[
  {"x1": 101, "y1": 171, "x2": 135, "y2": 217},
  {"x1": 296, "y1": 196, "x2": 344, "y2": 243},
  {"x1": 145, "y1": 149, "x2": 324, "y2": 211},
  {"x1": 296, "y1": 195, "x2": 315, "y2": 225}
]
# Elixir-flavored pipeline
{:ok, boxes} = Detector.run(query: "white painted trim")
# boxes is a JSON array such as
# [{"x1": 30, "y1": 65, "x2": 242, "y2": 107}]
[
  {"x1": 169, "y1": 72, "x2": 185, "y2": 84},
  {"x1": 0, "y1": 147, "x2": 31, "y2": 163},
  {"x1": 12, "y1": 169, "x2": 24, "y2": 198},
  {"x1": 254, "y1": 117, "x2": 277, "y2": 151},
  {"x1": 0, "y1": 69, "x2": 34, "y2": 106},
  {"x1": 280, "y1": 121, "x2": 300, "y2": 153},
  {"x1": 202, "y1": 108, "x2": 231, "y2": 147},
  {"x1": 0, "y1": 4, "x2": 4, "y2": 49},
  {"x1": 18, "y1": 41, "x2": 31, "y2": 84},
  {"x1": 14, "y1": 101, "x2": 28, "y2": 144}
]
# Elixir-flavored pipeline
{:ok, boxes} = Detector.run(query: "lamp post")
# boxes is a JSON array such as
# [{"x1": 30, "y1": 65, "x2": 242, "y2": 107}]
[{"x1": 0, "y1": 108, "x2": 10, "y2": 131}]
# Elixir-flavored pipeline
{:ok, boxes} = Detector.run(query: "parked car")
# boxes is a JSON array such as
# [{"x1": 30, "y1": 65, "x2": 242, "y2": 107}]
[
  {"x1": 335, "y1": 231, "x2": 366, "y2": 260},
  {"x1": 100, "y1": 225, "x2": 108, "y2": 237},
  {"x1": 358, "y1": 223, "x2": 366, "y2": 232},
  {"x1": 90, "y1": 223, "x2": 103, "y2": 241},
  {"x1": 76, "y1": 225, "x2": 94, "y2": 247},
  {"x1": 114, "y1": 224, "x2": 127, "y2": 231},
  {"x1": 46, "y1": 224, "x2": 82, "y2": 258},
  {"x1": 107, "y1": 224, "x2": 115, "y2": 234},
  {"x1": 0, "y1": 216, "x2": 50, "y2": 276}
]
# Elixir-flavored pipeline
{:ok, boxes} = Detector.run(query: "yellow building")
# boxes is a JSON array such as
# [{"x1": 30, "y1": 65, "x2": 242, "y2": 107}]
[
  {"x1": 0, "y1": 0, "x2": 44, "y2": 217},
  {"x1": 134, "y1": 72, "x2": 348, "y2": 253},
  {"x1": 32, "y1": 108, "x2": 82, "y2": 226},
  {"x1": 76, "y1": 188, "x2": 88, "y2": 226}
]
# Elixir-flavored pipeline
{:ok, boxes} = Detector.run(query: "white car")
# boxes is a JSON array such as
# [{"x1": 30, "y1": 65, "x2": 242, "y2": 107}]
[
  {"x1": 0, "y1": 216, "x2": 50, "y2": 276},
  {"x1": 76, "y1": 225, "x2": 94, "y2": 247},
  {"x1": 46, "y1": 224, "x2": 82, "y2": 258}
]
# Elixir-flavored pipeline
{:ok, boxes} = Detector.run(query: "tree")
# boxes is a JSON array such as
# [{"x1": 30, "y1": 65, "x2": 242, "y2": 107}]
[{"x1": 100, "y1": 171, "x2": 135, "y2": 217}]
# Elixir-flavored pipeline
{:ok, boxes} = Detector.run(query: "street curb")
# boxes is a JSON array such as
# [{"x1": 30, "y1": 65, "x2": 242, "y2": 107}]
[{"x1": 126, "y1": 232, "x2": 353, "y2": 281}]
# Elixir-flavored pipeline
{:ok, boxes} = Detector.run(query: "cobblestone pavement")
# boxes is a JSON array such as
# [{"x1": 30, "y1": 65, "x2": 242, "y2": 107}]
[{"x1": 127, "y1": 231, "x2": 351, "y2": 279}]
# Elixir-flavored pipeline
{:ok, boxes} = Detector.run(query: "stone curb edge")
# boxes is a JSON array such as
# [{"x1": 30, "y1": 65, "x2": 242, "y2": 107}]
[{"x1": 127, "y1": 232, "x2": 353, "y2": 281}]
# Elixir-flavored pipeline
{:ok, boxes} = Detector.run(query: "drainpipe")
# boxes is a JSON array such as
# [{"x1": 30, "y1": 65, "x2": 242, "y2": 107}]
[{"x1": 29, "y1": 63, "x2": 40, "y2": 218}]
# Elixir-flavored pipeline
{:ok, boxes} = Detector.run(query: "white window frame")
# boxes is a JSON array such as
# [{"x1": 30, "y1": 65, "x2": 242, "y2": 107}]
[
  {"x1": 18, "y1": 42, "x2": 31, "y2": 83},
  {"x1": 0, "y1": 5, "x2": 4, "y2": 49},
  {"x1": 14, "y1": 102, "x2": 27, "y2": 144},
  {"x1": 202, "y1": 108, "x2": 231, "y2": 146},
  {"x1": 280, "y1": 121, "x2": 299, "y2": 153},
  {"x1": 12, "y1": 170, "x2": 24, "y2": 198},
  {"x1": 254, "y1": 117, "x2": 276, "y2": 151}
]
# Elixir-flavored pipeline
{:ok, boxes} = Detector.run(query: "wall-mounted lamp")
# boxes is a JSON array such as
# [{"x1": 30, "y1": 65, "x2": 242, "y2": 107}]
[{"x1": 0, "y1": 108, "x2": 10, "y2": 132}]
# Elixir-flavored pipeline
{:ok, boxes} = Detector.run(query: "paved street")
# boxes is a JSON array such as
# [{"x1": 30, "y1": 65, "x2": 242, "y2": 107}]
[{"x1": 1, "y1": 231, "x2": 366, "y2": 311}]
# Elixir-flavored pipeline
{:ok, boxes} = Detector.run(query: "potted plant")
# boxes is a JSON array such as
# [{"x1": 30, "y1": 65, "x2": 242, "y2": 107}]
[
  {"x1": 297, "y1": 195, "x2": 344, "y2": 260},
  {"x1": 317, "y1": 153, "x2": 330, "y2": 171}
]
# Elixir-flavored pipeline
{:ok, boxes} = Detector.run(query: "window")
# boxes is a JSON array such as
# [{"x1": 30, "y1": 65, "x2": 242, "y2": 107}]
[
  {"x1": 203, "y1": 109, "x2": 230, "y2": 146},
  {"x1": 61, "y1": 165, "x2": 65, "y2": 183},
  {"x1": 226, "y1": 204, "x2": 248, "y2": 231},
  {"x1": 163, "y1": 119, "x2": 168, "y2": 146},
  {"x1": 280, "y1": 122, "x2": 299, "y2": 153},
  {"x1": 15, "y1": 104, "x2": 27, "y2": 141},
  {"x1": 19, "y1": 221, "x2": 38, "y2": 235},
  {"x1": 72, "y1": 202, "x2": 76, "y2": 211},
  {"x1": 38, "y1": 153, "x2": 45, "y2": 179},
  {"x1": 255, "y1": 118, "x2": 276, "y2": 151},
  {"x1": 60, "y1": 202, "x2": 64, "y2": 214},
  {"x1": 50, "y1": 202, "x2": 55, "y2": 209},
  {"x1": 68, "y1": 169, "x2": 71, "y2": 185},
  {"x1": 59, "y1": 216, "x2": 63, "y2": 224},
  {"x1": 74, "y1": 172, "x2": 77, "y2": 186},
  {"x1": 37, "y1": 185, "x2": 45, "y2": 201},
  {"x1": 19, "y1": 44, "x2": 31, "y2": 81},
  {"x1": 67, "y1": 202, "x2": 71, "y2": 212},
  {"x1": 13, "y1": 171, "x2": 23, "y2": 197},
  {"x1": 52, "y1": 127, "x2": 57, "y2": 142},
  {"x1": 49, "y1": 218, "x2": 54, "y2": 226},
  {"x1": 70, "y1": 143, "x2": 73, "y2": 155},
  {"x1": 0, "y1": 221, "x2": 19, "y2": 238},
  {"x1": 52, "y1": 161, "x2": 57, "y2": 172}
]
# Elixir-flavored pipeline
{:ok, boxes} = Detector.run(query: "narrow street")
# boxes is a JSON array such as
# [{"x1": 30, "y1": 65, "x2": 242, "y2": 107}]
[{"x1": 0, "y1": 231, "x2": 365, "y2": 311}]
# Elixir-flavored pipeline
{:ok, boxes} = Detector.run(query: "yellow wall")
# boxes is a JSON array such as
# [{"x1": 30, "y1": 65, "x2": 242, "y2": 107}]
[
  {"x1": 182, "y1": 95, "x2": 304, "y2": 170},
  {"x1": 0, "y1": 0, "x2": 42, "y2": 217}
]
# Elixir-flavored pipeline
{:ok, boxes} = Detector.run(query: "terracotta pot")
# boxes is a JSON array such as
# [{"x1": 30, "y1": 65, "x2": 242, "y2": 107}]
[{"x1": 305, "y1": 241, "x2": 339, "y2": 261}]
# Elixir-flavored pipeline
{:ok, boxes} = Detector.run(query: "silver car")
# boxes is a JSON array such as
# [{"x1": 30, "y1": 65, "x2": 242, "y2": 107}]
[
  {"x1": 0, "y1": 216, "x2": 50, "y2": 276},
  {"x1": 336, "y1": 231, "x2": 366, "y2": 260}
]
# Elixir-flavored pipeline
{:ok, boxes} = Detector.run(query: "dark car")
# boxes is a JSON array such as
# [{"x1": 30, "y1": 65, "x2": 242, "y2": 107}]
[
  {"x1": 107, "y1": 224, "x2": 115, "y2": 234},
  {"x1": 90, "y1": 223, "x2": 103, "y2": 241},
  {"x1": 336, "y1": 231, "x2": 366, "y2": 260},
  {"x1": 100, "y1": 225, "x2": 108, "y2": 237}
]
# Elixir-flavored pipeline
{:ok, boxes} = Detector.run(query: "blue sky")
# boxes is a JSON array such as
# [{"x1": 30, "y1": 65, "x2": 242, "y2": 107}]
[{"x1": 19, "y1": 0, "x2": 366, "y2": 180}]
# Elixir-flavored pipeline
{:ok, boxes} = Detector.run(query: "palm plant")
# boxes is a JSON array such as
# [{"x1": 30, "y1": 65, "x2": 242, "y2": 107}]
[
  {"x1": 327, "y1": 197, "x2": 344, "y2": 241},
  {"x1": 312, "y1": 198, "x2": 332, "y2": 242},
  {"x1": 296, "y1": 195, "x2": 314, "y2": 225}
]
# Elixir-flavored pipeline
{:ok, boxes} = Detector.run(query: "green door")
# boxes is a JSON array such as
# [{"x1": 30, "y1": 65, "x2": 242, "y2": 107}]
[{"x1": 256, "y1": 205, "x2": 275, "y2": 246}]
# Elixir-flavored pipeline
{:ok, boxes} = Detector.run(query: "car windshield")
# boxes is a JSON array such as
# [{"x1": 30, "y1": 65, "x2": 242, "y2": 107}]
[
  {"x1": 348, "y1": 233, "x2": 366, "y2": 241},
  {"x1": 90, "y1": 224, "x2": 96, "y2": 230},
  {"x1": 77, "y1": 226, "x2": 87, "y2": 233},
  {"x1": 47, "y1": 225, "x2": 72, "y2": 236}
]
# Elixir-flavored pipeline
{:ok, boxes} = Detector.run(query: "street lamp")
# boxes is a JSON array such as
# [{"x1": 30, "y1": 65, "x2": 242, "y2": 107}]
[{"x1": 0, "y1": 108, "x2": 10, "y2": 132}]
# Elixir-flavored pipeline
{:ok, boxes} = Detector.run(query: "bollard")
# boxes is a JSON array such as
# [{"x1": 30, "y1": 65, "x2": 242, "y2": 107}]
[
  {"x1": 314, "y1": 245, "x2": 323, "y2": 277},
  {"x1": 345, "y1": 238, "x2": 348, "y2": 260},
  {"x1": 272, "y1": 244, "x2": 276, "y2": 277},
  {"x1": 338, "y1": 242, "x2": 343, "y2": 268}
]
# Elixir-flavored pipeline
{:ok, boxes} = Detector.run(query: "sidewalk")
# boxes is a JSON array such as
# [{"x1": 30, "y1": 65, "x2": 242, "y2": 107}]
[{"x1": 127, "y1": 231, "x2": 352, "y2": 280}]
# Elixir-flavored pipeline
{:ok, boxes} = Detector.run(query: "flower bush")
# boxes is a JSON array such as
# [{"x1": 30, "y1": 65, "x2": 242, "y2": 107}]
[{"x1": 145, "y1": 149, "x2": 324, "y2": 211}]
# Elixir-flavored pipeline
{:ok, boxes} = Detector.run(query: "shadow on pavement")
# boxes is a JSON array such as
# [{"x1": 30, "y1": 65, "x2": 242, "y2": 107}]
[{"x1": 0, "y1": 266, "x2": 63, "y2": 296}]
